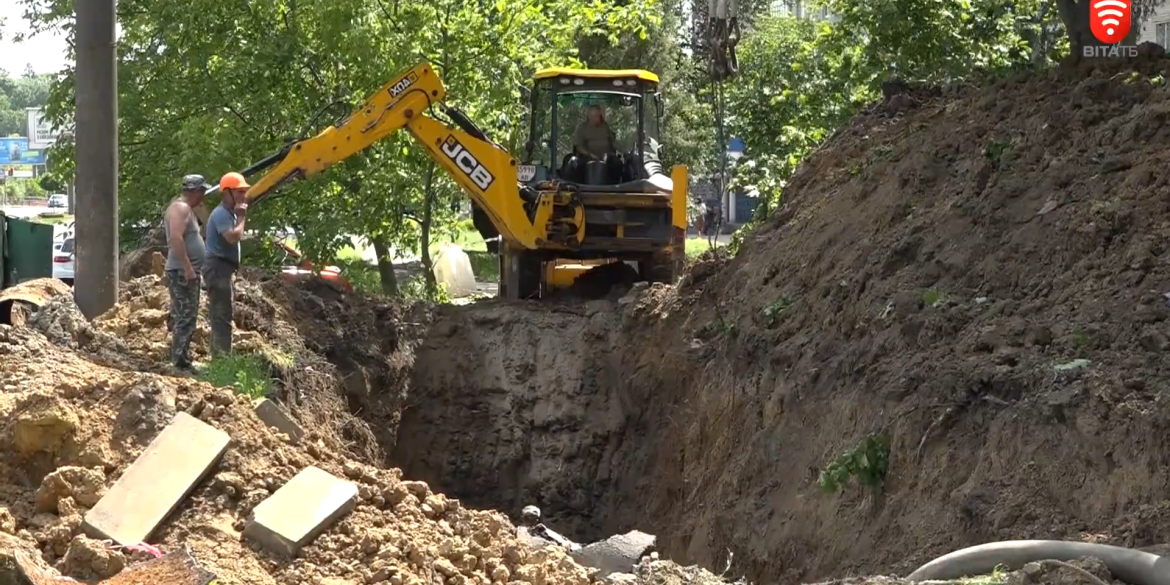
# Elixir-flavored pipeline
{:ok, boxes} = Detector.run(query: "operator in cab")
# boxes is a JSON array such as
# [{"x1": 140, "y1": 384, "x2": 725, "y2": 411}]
[
  {"x1": 573, "y1": 105, "x2": 616, "y2": 161},
  {"x1": 203, "y1": 172, "x2": 249, "y2": 357},
  {"x1": 570, "y1": 105, "x2": 624, "y2": 184}
]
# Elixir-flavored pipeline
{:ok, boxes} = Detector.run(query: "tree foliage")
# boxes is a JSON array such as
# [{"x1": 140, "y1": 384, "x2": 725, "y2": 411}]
[
  {"x1": 719, "y1": 0, "x2": 1117, "y2": 222},
  {"x1": 19, "y1": 0, "x2": 1168, "y2": 289},
  {"x1": 0, "y1": 66, "x2": 50, "y2": 136},
  {"x1": 21, "y1": 0, "x2": 658, "y2": 290}
]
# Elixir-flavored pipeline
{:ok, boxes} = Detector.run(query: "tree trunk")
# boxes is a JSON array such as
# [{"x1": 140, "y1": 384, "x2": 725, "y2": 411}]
[
  {"x1": 371, "y1": 236, "x2": 399, "y2": 296},
  {"x1": 420, "y1": 161, "x2": 438, "y2": 292},
  {"x1": 1031, "y1": 1, "x2": 1050, "y2": 64},
  {"x1": 1058, "y1": 0, "x2": 1122, "y2": 60}
]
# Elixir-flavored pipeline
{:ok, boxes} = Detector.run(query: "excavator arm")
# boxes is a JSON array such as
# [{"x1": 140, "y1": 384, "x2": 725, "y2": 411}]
[
  {"x1": 707, "y1": 0, "x2": 740, "y2": 81},
  {"x1": 215, "y1": 62, "x2": 559, "y2": 250}
]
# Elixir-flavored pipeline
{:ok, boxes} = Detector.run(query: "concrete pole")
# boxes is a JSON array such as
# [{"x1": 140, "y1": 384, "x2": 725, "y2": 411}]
[
  {"x1": 74, "y1": 0, "x2": 119, "y2": 319},
  {"x1": 67, "y1": 181, "x2": 75, "y2": 215}
]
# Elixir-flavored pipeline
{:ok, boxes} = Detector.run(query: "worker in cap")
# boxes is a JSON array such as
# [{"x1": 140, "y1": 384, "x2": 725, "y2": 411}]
[
  {"x1": 202, "y1": 171, "x2": 250, "y2": 356},
  {"x1": 163, "y1": 174, "x2": 210, "y2": 370}
]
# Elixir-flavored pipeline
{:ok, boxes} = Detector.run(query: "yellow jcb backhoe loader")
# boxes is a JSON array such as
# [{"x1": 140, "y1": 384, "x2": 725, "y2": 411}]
[{"x1": 211, "y1": 62, "x2": 689, "y2": 300}]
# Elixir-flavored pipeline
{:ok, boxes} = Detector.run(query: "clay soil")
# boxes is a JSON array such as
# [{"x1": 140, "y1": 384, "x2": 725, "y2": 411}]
[
  {"x1": 379, "y1": 53, "x2": 1170, "y2": 585},
  {"x1": 7, "y1": 52, "x2": 1170, "y2": 585},
  {"x1": 1, "y1": 272, "x2": 639, "y2": 585}
]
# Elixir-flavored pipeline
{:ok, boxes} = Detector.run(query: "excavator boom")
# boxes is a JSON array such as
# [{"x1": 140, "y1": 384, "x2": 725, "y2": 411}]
[{"x1": 216, "y1": 63, "x2": 552, "y2": 250}]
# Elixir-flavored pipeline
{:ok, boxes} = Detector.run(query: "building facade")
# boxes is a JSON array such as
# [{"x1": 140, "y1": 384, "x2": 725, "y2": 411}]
[{"x1": 1138, "y1": 2, "x2": 1170, "y2": 47}]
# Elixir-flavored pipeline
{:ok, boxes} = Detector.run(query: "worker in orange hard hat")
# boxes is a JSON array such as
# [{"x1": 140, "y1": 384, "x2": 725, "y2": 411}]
[{"x1": 201, "y1": 171, "x2": 250, "y2": 356}]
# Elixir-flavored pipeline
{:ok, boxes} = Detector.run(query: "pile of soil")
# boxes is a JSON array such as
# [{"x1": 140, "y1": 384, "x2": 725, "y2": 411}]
[
  {"x1": 0, "y1": 273, "x2": 731, "y2": 585},
  {"x1": 27, "y1": 272, "x2": 394, "y2": 465},
  {"x1": 367, "y1": 53, "x2": 1170, "y2": 585},
  {"x1": 0, "y1": 323, "x2": 594, "y2": 585},
  {"x1": 636, "y1": 54, "x2": 1170, "y2": 580}
]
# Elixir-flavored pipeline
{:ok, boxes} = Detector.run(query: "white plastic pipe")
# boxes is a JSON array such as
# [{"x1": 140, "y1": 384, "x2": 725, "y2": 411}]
[{"x1": 907, "y1": 540, "x2": 1170, "y2": 585}]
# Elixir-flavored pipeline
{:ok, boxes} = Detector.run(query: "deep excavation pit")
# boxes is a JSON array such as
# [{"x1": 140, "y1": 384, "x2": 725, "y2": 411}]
[{"x1": 385, "y1": 300, "x2": 656, "y2": 545}]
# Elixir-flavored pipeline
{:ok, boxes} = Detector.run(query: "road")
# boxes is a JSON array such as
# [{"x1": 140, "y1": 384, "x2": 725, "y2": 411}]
[{"x1": 1, "y1": 205, "x2": 56, "y2": 219}]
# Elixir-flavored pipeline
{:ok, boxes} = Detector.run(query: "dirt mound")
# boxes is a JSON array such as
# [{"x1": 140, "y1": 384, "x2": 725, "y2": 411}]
[
  {"x1": 27, "y1": 272, "x2": 406, "y2": 464},
  {"x1": 0, "y1": 323, "x2": 602, "y2": 585},
  {"x1": 360, "y1": 56, "x2": 1170, "y2": 585},
  {"x1": 645, "y1": 56, "x2": 1170, "y2": 579},
  {"x1": 0, "y1": 271, "x2": 733, "y2": 585}
]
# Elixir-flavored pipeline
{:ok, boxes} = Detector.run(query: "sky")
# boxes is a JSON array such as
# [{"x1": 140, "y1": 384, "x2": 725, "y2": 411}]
[{"x1": 0, "y1": 2, "x2": 70, "y2": 76}]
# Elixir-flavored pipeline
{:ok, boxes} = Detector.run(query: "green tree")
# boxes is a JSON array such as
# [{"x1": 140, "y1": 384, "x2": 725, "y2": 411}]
[
  {"x1": 0, "y1": 68, "x2": 52, "y2": 135},
  {"x1": 722, "y1": 13, "x2": 870, "y2": 214},
  {"x1": 22, "y1": 0, "x2": 657, "y2": 295}
]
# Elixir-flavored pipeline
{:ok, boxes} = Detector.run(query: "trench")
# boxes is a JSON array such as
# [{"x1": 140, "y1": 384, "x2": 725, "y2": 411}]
[{"x1": 383, "y1": 301, "x2": 666, "y2": 546}]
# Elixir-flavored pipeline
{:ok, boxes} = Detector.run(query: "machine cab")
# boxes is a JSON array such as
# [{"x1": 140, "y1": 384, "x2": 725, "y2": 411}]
[{"x1": 520, "y1": 68, "x2": 669, "y2": 193}]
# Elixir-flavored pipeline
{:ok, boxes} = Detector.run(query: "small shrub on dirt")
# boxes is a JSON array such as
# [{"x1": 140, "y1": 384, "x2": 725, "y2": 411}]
[
  {"x1": 198, "y1": 353, "x2": 275, "y2": 399},
  {"x1": 762, "y1": 295, "x2": 795, "y2": 326},
  {"x1": 961, "y1": 565, "x2": 1010, "y2": 585},
  {"x1": 400, "y1": 274, "x2": 453, "y2": 303},
  {"x1": 817, "y1": 432, "x2": 891, "y2": 494}
]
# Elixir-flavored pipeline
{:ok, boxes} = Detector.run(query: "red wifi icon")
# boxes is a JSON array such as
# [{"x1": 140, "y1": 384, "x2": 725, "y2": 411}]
[{"x1": 1091, "y1": 0, "x2": 1131, "y2": 44}]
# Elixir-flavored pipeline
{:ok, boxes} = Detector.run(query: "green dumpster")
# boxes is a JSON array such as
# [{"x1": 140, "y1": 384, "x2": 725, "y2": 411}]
[{"x1": 2, "y1": 215, "x2": 54, "y2": 287}]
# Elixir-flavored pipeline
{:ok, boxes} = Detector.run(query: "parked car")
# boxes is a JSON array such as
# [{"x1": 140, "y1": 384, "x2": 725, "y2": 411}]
[
  {"x1": 47, "y1": 194, "x2": 68, "y2": 208},
  {"x1": 53, "y1": 237, "x2": 74, "y2": 285}
]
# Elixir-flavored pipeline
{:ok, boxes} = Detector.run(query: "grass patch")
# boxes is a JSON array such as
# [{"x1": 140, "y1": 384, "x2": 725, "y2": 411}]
[
  {"x1": 686, "y1": 238, "x2": 715, "y2": 258},
  {"x1": 197, "y1": 353, "x2": 275, "y2": 399},
  {"x1": 920, "y1": 288, "x2": 949, "y2": 308},
  {"x1": 959, "y1": 566, "x2": 1010, "y2": 585}
]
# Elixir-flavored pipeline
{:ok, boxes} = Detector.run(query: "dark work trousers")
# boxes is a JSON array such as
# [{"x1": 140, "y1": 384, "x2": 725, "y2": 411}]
[
  {"x1": 202, "y1": 256, "x2": 237, "y2": 357},
  {"x1": 165, "y1": 269, "x2": 200, "y2": 367}
]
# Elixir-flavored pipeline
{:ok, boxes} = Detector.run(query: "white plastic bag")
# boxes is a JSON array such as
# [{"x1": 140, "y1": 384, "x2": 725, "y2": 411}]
[{"x1": 432, "y1": 242, "x2": 477, "y2": 297}]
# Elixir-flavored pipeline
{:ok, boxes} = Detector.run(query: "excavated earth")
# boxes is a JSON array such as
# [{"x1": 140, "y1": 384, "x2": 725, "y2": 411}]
[
  {"x1": 7, "y1": 53, "x2": 1170, "y2": 585},
  {"x1": 378, "y1": 53, "x2": 1170, "y2": 584}
]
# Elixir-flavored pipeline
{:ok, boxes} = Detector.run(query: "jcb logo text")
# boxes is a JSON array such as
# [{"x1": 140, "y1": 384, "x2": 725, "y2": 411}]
[{"x1": 441, "y1": 136, "x2": 495, "y2": 191}]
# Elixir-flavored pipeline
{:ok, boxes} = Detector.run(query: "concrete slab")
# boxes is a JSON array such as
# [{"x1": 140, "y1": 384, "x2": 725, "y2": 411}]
[
  {"x1": 571, "y1": 530, "x2": 657, "y2": 578},
  {"x1": 252, "y1": 399, "x2": 304, "y2": 444},
  {"x1": 242, "y1": 466, "x2": 358, "y2": 557},
  {"x1": 82, "y1": 412, "x2": 231, "y2": 546}
]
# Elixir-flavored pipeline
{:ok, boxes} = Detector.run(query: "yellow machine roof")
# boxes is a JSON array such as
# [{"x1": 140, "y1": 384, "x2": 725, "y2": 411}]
[{"x1": 533, "y1": 67, "x2": 660, "y2": 84}]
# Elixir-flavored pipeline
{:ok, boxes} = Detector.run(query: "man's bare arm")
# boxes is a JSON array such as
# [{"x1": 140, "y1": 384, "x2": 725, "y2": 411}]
[
  {"x1": 221, "y1": 212, "x2": 247, "y2": 244},
  {"x1": 166, "y1": 202, "x2": 193, "y2": 272}
]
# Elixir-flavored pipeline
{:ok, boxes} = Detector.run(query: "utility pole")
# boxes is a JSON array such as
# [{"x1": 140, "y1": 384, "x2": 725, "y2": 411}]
[{"x1": 74, "y1": 0, "x2": 119, "y2": 318}]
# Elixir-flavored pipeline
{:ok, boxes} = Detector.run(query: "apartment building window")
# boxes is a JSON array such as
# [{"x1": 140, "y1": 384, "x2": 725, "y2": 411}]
[{"x1": 1158, "y1": 22, "x2": 1170, "y2": 49}]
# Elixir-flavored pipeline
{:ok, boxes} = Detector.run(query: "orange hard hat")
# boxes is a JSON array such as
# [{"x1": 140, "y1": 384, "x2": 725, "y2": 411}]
[{"x1": 219, "y1": 172, "x2": 250, "y2": 190}]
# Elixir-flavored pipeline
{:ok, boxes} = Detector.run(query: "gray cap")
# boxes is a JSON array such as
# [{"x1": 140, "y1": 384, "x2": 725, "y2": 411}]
[
  {"x1": 181, "y1": 174, "x2": 211, "y2": 191},
  {"x1": 521, "y1": 505, "x2": 541, "y2": 519}
]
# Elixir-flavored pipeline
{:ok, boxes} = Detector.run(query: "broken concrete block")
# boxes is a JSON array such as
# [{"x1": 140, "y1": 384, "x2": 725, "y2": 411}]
[
  {"x1": 82, "y1": 412, "x2": 231, "y2": 546},
  {"x1": 253, "y1": 398, "x2": 304, "y2": 443},
  {"x1": 571, "y1": 530, "x2": 657, "y2": 579},
  {"x1": 242, "y1": 466, "x2": 358, "y2": 557}
]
